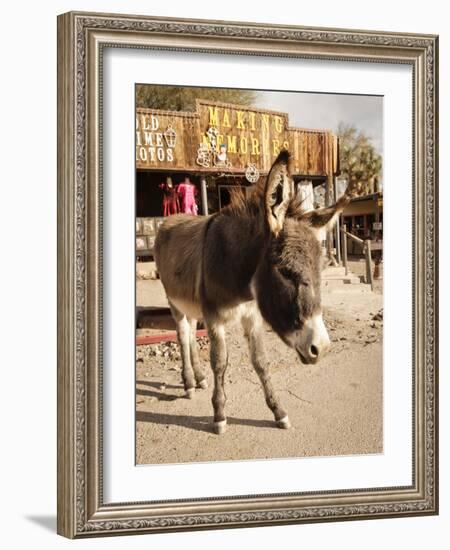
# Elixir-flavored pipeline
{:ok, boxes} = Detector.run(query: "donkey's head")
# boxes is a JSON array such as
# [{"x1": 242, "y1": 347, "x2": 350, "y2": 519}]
[{"x1": 253, "y1": 150, "x2": 350, "y2": 365}]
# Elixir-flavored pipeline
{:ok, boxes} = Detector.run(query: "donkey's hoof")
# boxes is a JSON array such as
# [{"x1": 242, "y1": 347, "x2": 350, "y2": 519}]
[
  {"x1": 277, "y1": 416, "x2": 291, "y2": 429},
  {"x1": 197, "y1": 379, "x2": 208, "y2": 389},
  {"x1": 185, "y1": 388, "x2": 196, "y2": 399},
  {"x1": 213, "y1": 420, "x2": 227, "y2": 435}
]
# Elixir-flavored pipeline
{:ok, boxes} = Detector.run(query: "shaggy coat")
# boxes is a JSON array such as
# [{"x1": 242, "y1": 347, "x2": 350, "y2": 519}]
[{"x1": 155, "y1": 150, "x2": 350, "y2": 434}]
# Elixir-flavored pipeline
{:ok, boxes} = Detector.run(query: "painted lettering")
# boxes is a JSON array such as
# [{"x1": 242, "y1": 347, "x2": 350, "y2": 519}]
[
  {"x1": 274, "y1": 116, "x2": 283, "y2": 133},
  {"x1": 227, "y1": 135, "x2": 237, "y2": 153},
  {"x1": 273, "y1": 139, "x2": 280, "y2": 156},
  {"x1": 144, "y1": 132, "x2": 154, "y2": 146},
  {"x1": 142, "y1": 115, "x2": 159, "y2": 131},
  {"x1": 208, "y1": 106, "x2": 219, "y2": 126},
  {"x1": 222, "y1": 110, "x2": 231, "y2": 128},
  {"x1": 251, "y1": 137, "x2": 260, "y2": 155},
  {"x1": 139, "y1": 146, "x2": 147, "y2": 161},
  {"x1": 236, "y1": 111, "x2": 246, "y2": 130},
  {"x1": 157, "y1": 147, "x2": 165, "y2": 161}
]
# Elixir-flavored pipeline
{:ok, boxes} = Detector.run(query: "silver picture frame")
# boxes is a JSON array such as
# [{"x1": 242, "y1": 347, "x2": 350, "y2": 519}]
[{"x1": 57, "y1": 11, "x2": 439, "y2": 538}]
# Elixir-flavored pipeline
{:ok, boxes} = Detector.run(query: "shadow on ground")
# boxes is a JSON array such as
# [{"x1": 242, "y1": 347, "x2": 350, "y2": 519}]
[
  {"x1": 136, "y1": 410, "x2": 276, "y2": 434},
  {"x1": 25, "y1": 515, "x2": 56, "y2": 533}
]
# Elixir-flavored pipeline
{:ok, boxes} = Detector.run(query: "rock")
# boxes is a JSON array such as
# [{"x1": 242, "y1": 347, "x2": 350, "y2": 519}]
[
  {"x1": 372, "y1": 309, "x2": 383, "y2": 321},
  {"x1": 136, "y1": 270, "x2": 152, "y2": 280}
]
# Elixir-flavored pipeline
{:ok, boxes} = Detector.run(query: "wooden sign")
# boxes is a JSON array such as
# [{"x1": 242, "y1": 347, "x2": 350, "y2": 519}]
[{"x1": 136, "y1": 99, "x2": 338, "y2": 177}]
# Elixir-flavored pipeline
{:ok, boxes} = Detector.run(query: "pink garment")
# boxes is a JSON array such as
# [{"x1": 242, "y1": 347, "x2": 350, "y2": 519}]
[
  {"x1": 177, "y1": 183, "x2": 198, "y2": 215},
  {"x1": 159, "y1": 182, "x2": 180, "y2": 216}
]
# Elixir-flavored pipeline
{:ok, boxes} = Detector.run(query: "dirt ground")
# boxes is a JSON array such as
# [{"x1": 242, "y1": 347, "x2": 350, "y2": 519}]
[{"x1": 136, "y1": 282, "x2": 383, "y2": 465}]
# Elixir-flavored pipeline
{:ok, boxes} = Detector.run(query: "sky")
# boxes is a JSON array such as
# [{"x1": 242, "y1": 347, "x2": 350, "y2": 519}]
[
  {"x1": 253, "y1": 90, "x2": 383, "y2": 154},
  {"x1": 139, "y1": 84, "x2": 383, "y2": 156}
]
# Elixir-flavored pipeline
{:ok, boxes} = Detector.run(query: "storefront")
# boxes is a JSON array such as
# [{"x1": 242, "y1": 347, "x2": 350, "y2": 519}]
[
  {"x1": 342, "y1": 192, "x2": 383, "y2": 255},
  {"x1": 135, "y1": 99, "x2": 340, "y2": 257}
]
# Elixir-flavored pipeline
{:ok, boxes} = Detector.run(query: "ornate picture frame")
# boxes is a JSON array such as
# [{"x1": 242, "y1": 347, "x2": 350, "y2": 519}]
[{"x1": 57, "y1": 11, "x2": 438, "y2": 538}]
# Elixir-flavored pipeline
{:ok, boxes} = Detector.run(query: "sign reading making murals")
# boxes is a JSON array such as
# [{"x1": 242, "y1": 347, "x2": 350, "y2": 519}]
[{"x1": 136, "y1": 100, "x2": 338, "y2": 176}]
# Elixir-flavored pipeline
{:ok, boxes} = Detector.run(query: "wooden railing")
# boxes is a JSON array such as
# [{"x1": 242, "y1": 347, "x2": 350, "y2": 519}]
[{"x1": 340, "y1": 224, "x2": 374, "y2": 290}]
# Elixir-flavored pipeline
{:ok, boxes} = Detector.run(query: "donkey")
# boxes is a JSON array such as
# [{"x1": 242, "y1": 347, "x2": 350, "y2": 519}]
[{"x1": 154, "y1": 150, "x2": 351, "y2": 434}]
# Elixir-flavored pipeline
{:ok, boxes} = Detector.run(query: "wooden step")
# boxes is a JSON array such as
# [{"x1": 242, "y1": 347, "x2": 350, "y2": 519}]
[
  {"x1": 322, "y1": 266, "x2": 346, "y2": 277},
  {"x1": 322, "y1": 275, "x2": 362, "y2": 284},
  {"x1": 321, "y1": 266, "x2": 371, "y2": 293},
  {"x1": 321, "y1": 282, "x2": 371, "y2": 294}
]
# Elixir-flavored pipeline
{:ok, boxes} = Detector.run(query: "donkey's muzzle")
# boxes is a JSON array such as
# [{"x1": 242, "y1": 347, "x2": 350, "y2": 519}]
[
  {"x1": 295, "y1": 313, "x2": 331, "y2": 364},
  {"x1": 296, "y1": 344, "x2": 323, "y2": 365}
]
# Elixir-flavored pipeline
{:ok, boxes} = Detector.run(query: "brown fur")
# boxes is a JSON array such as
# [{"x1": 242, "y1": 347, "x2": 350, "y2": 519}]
[{"x1": 154, "y1": 150, "x2": 346, "y2": 433}]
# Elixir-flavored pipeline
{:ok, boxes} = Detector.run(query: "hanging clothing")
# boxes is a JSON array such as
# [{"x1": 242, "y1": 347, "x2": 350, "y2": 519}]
[
  {"x1": 177, "y1": 182, "x2": 198, "y2": 215},
  {"x1": 159, "y1": 182, "x2": 180, "y2": 217}
]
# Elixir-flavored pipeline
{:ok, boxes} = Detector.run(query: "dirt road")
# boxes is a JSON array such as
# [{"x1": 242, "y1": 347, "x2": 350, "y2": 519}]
[{"x1": 136, "y1": 287, "x2": 383, "y2": 465}]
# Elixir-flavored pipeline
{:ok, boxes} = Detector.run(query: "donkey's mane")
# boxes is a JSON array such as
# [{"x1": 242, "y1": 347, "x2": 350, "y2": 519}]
[{"x1": 223, "y1": 178, "x2": 308, "y2": 221}]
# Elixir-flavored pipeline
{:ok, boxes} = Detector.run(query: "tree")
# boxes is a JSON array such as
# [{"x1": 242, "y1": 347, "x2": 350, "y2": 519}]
[
  {"x1": 136, "y1": 85, "x2": 258, "y2": 111},
  {"x1": 337, "y1": 123, "x2": 382, "y2": 197}
]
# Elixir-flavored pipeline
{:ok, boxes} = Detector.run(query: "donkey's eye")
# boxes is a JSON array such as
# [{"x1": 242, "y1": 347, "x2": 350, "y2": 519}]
[{"x1": 278, "y1": 267, "x2": 298, "y2": 282}]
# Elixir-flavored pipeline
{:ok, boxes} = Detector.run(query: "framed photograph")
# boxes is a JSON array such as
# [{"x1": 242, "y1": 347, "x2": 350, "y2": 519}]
[{"x1": 57, "y1": 11, "x2": 439, "y2": 538}]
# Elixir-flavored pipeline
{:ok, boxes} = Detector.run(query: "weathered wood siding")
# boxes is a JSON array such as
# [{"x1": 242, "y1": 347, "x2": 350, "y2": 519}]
[{"x1": 136, "y1": 99, "x2": 338, "y2": 176}]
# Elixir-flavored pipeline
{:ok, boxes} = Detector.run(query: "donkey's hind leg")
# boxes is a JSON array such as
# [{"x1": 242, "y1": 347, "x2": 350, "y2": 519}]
[
  {"x1": 241, "y1": 304, "x2": 290, "y2": 429},
  {"x1": 207, "y1": 323, "x2": 228, "y2": 435},
  {"x1": 189, "y1": 319, "x2": 208, "y2": 389},
  {"x1": 169, "y1": 302, "x2": 196, "y2": 399}
]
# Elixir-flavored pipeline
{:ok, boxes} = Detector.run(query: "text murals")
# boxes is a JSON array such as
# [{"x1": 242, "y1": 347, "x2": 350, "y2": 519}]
[
  {"x1": 136, "y1": 115, "x2": 174, "y2": 163},
  {"x1": 203, "y1": 106, "x2": 290, "y2": 156}
]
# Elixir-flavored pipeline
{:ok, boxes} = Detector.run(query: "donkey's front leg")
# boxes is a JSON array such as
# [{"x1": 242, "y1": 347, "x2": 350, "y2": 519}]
[
  {"x1": 241, "y1": 306, "x2": 290, "y2": 429},
  {"x1": 189, "y1": 319, "x2": 208, "y2": 389},
  {"x1": 169, "y1": 302, "x2": 196, "y2": 399},
  {"x1": 208, "y1": 323, "x2": 228, "y2": 435}
]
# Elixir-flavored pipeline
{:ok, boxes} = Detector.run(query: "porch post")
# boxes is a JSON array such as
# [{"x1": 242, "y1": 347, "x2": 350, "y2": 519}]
[
  {"x1": 200, "y1": 175, "x2": 208, "y2": 216},
  {"x1": 326, "y1": 173, "x2": 338, "y2": 266},
  {"x1": 334, "y1": 177, "x2": 341, "y2": 264}
]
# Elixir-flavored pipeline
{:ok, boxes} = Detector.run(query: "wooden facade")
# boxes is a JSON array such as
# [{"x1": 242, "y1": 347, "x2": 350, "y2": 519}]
[{"x1": 136, "y1": 99, "x2": 339, "y2": 177}]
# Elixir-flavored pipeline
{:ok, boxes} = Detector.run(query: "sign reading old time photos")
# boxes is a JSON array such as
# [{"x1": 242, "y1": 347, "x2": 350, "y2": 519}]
[{"x1": 135, "y1": 84, "x2": 383, "y2": 465}]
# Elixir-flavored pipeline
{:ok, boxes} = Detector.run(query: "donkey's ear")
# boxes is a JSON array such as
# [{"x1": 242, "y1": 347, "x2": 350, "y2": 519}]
[
  {"x1": 302, "y1": 194, "x2": 350, "y2": 242},
  {"x1": 264, "y1": 150, "x2": 294, "y2": 236}
]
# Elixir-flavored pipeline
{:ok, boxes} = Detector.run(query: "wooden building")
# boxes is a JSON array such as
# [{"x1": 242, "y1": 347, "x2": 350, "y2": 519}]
[
  {"x1": 135, "y1": 99, "x2": 340, "y2": 255},
  {"x1": 342, "y1": 192, "x2": 383, "y2": 255}
]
